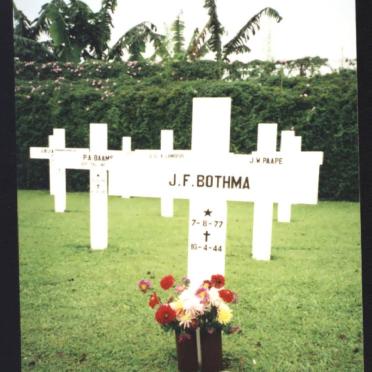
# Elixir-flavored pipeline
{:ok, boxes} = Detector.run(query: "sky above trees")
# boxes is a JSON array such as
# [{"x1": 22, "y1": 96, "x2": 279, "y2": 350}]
[{"x1": 14, "y1": 0, "x2": 356, "y2": 67}]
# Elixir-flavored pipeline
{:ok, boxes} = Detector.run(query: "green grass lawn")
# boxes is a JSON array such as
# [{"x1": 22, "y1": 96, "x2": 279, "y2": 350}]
[{"x1": 18, "y1": 190, "x2": 363, "y2": 371}]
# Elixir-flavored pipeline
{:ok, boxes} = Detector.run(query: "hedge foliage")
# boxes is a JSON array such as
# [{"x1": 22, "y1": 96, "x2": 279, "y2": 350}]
[{"x1": 16, "y1": 61, "x2": 358, "y2": 200}]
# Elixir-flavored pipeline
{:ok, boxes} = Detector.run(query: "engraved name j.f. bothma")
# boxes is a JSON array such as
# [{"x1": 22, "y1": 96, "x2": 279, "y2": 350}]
[{"x1": 168, "y1": 174, "x2": 250, "y2": 189}]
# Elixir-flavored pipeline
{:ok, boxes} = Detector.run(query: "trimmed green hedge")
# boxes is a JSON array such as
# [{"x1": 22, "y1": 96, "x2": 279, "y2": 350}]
[{"x1": 16, "y1": 64, "x2": 358, "y2": 200}]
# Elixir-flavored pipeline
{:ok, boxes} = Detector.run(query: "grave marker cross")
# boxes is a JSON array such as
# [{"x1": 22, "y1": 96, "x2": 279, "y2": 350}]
[
  {"x1": 29, "y1": 98, "x2": 323, "y2": 289},
  {"x1": 122, "y1": 98, "x2": 323, "y2": 286},
  {"x1": 30, "y1": 128, "x2": 66, "y2": 212}
]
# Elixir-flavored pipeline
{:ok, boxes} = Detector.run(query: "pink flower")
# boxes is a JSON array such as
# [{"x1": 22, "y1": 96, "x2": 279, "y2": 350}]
[
  {"x1": 138, "y1": 279, "x2": 152, "y2": 293},
  {"x1": 195, "y1": 287, "x2": 210, "y2": 304},
  {"x1": 175, "y1": 285, "x2": 186, "y2": 294}
]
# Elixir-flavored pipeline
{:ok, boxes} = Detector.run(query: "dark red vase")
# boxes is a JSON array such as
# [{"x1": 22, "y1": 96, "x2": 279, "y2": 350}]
[
  {"x1": 200, "y1": 329, "x2": 222, "y2": 372},
  {"x1": 175, "y1": 329, "x2": 223, "y2": 372},
  {"x1": 175, "y1": 330, "x2": 199, "y2": 372}
]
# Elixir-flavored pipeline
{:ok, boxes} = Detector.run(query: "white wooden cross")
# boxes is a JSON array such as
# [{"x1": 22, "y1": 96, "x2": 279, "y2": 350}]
[
  {"x1": 119, "y1": 98, "x2": 323, "y2": 286},
  {"x1": 29, "y1": 98, "x2": 323, "y2": 288},
  {"x1": 50, "y1": 124, "x2": 125, "y2": 250},
  {"x1": 32, "y1": 130, "x2": 133, "y2": 214},
  {"x1": 250, "y1": 124, "x2": 323, "y2": 260},
  {"x1": 277, "y1": 130, "x2": 302, "y2": 223},
  {"x1": 187, "y1": 98, "x2": 230, "y2": 287},
  {"x1": 30, "y1": 128, "x2": 66, "y2": 212}
]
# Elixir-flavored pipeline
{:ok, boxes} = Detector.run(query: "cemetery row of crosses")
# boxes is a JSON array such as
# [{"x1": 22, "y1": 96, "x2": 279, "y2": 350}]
[{"x1": 30, "y1": 98, "x2": 323, "y2": 287}]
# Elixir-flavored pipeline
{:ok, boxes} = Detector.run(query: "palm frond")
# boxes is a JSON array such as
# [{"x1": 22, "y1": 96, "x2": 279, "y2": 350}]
[
  {"x1": 204, "y1": 0, "x2": 224, "y2": 60},
  {"x1": 186, "y1": 25, "x2": 209, "y2": 61},
  {"x1": 100, "y1": 0, "x2": 117, "y2": 13},
  {"x1": 32, "y1": 0, "x2": 68, "y2": 37},
  {"x1": 107, "y1": 22, "x2": 160, "y2": 61},
  {"x1": 14, "y1": 35, "x2": 55, "y2": 61},
  {"x1": 222, "y1": 7, "x2": 282, "y2": 60},
  {"x1": 13, "y1": 3, "x2": 35, "y2": 39}
]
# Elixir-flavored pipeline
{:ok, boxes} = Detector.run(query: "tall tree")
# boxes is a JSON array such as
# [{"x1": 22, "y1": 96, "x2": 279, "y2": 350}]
[
  {"x1": 13, "y1": 3, "x2": 54, "y2": 61},
  {"x1": 204, "y1": 0, "x2": 224, "y2": 61},
  {"x1": 13, "y1": 0, "x2": 162, "y2": 63},
  {"x1": 155, "y1": 2, "x2": 282, "y2": 64},
  {"x1": 33, "y1": 0, "x2": 117, "y2": 62},
  {"x1": 203, "y1": 0, "x2": 282, "y2": 62}
]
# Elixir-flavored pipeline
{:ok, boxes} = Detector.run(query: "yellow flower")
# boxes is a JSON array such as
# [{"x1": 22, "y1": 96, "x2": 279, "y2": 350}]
[
  {"x1": 179, "y1": 311, "x2": 193, "y2": 328},
  {"x1": 172, "y1": 299, "x2": 184, "y2": 312},
  {"x1": 217, "y1": 304, "x2": 233, "y2": 325}
]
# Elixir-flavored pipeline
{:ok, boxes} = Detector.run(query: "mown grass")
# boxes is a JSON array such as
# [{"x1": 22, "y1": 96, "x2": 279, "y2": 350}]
[{"x1": 18, "y1": 190, "x2": 363, "y2": 371}]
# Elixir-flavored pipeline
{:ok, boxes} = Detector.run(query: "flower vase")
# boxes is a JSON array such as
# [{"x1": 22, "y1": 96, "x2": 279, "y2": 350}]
[
  {"x1": 175, "y1": 330, "x2": 199, "y2": 372},
  {"x1": 200, "y1": 328, "x2": 222, "y2": 372}
]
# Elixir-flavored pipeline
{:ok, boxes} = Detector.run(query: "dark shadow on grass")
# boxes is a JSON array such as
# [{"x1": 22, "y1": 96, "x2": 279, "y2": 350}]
[
  {"x1": 275, "y1": 219, "x2": 298, "y2": 223},
  {"x1": 274, "y1": 245, "x2": 321, "y2": 251},
  {"x1": 165, "y1": 349, "x2": 246, "y2": 371},
  {"x1": 222, "y1": 351, "x2": 247, "y2": 371},
  {"x1": 249, "y1": 253, "x2": 278, "y2": 261},
  {"x1": 64, "y1": 244, "x2": 90, "y2": 251},
  {"x1": 64, "y1": 210, "x2": 88, "y2": 214}
]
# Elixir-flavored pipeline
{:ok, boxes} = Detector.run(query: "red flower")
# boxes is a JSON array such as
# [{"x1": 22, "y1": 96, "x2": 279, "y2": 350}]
[
  {"x1": 155, "y1": 304, "x2": 177, "y2": 325},
  {"x1": 219, "y1": 289, "x2": 235, "y2": 303},
  {"x1": 148, "y1": 292, "x2": 160, "y2": 308},
  {"x1": 160, "y1": 275, "x2": 175, "y2": 290},
  {"x1": 211, "y1": 274, "x2": 225, "y2": 289}
]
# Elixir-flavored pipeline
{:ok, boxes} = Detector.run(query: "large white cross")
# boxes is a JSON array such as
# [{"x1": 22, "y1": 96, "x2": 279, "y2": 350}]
[
  {"x1": 116, "y1": 98, "x2": 323, "y2": 285},
  {"x1": 29, "y1": 98, "x2": 323, "y2": 288}
]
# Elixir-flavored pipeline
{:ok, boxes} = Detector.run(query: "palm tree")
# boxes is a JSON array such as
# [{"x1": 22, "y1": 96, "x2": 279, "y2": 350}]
[
  {"x1": 107, "y1": 22, "x2": 164, "y2": 62},
  {"x1": 203, "y1": 0, "x2": 282, "y2": 62},
  {"x1": 13, "y1": 3, "x2": 55, "y2": 61},
  {"x1": 13, "y1": 0, "x2": 163, "y2": 63},
  {"x1": 154, "y1": 2, "x2": 282, "y2": 65}
]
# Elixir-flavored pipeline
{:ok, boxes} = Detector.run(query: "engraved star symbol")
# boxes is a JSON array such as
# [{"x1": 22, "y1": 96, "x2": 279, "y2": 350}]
[{"x1": 204, "y1": 209, "x2": 212, "y2": 217}]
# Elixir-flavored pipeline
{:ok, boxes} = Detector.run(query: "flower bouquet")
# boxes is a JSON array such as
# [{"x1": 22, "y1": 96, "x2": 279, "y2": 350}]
[{"x1": 138, "y1": 274, "x2": 240, "y2": 372}]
